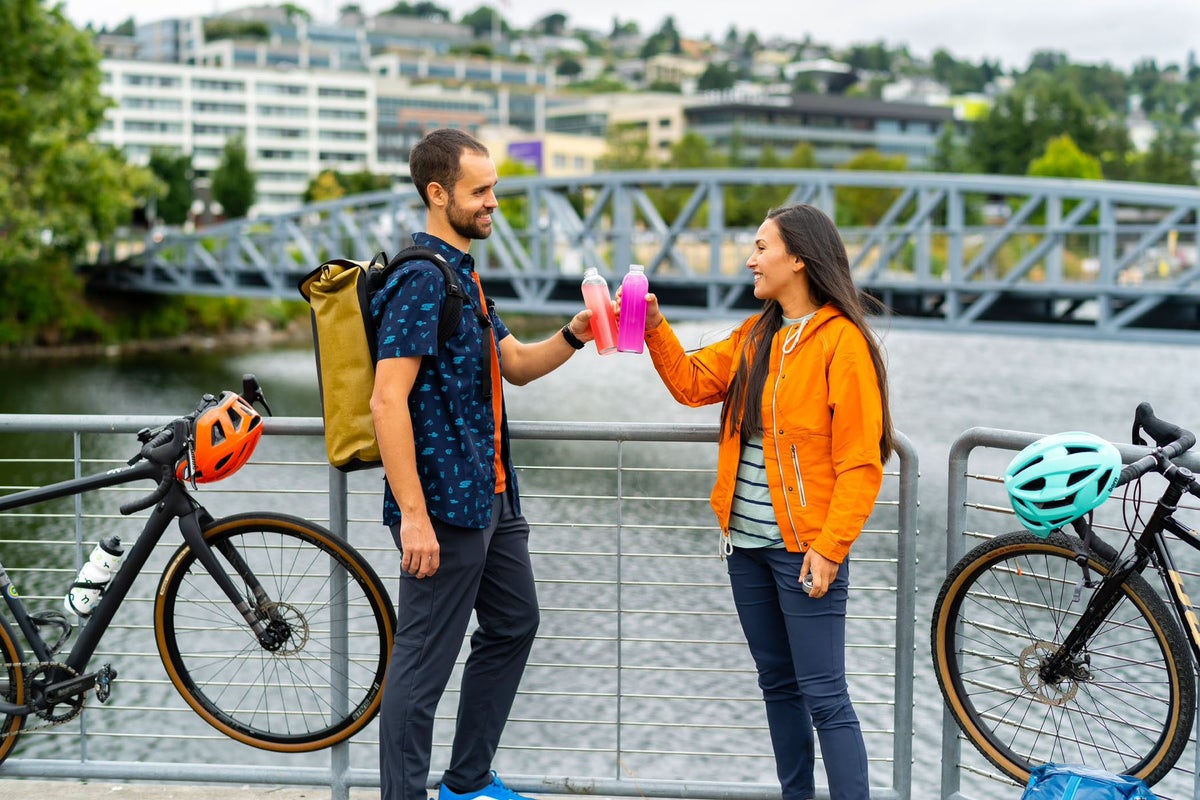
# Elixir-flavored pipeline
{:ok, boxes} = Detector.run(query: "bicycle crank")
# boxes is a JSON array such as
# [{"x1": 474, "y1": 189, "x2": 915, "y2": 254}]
[
  {"x1": 1020, "y1": 641, "x2": 1090, "y2": 705},
  {"x1": 25, "y1": 662, "x2": 119, "y2": 724}
]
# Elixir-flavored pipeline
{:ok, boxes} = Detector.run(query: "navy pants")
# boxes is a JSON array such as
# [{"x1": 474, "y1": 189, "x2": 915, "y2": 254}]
[
  {"x1": 726, "y1": 547, "x2": 869, "y2": 800},
  {"x1": 380, "y1": 492, "x2": 539, "y2": 800}
]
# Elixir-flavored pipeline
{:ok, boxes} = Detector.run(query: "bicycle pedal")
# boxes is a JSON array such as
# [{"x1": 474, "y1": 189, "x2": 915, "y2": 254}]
[{"x1": 94, "y1": 664, "x2": 117, "y2": 704}]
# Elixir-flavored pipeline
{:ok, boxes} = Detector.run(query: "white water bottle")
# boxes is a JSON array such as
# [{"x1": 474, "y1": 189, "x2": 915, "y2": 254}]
[{"x1": 64, "y1": 535, "x2": 125, "y2": 616}]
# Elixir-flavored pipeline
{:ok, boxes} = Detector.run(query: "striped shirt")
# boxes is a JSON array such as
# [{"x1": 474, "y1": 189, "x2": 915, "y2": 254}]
[{"x1": 727, "y1": 312, "x2": 816, "y2": 550}]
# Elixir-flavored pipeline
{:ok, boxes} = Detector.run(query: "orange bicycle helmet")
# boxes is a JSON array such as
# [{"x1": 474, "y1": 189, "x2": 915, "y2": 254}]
[{"x1": 179, "y1": 391, "x2": 264, "y2": 484}]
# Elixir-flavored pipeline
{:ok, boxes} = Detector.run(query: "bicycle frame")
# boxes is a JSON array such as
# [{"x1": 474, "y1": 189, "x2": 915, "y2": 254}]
[
  {"x1": 1046, "y1": 465, "x2": 1200, "y2": 682},
  {"x1": 0, "y1": 455, "x2": 276, "y2": 716}
]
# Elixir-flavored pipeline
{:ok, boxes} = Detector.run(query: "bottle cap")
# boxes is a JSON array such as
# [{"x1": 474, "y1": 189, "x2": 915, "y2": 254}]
[{"x1": 100, "y1": 535, "x2": 125, "y2": 557}]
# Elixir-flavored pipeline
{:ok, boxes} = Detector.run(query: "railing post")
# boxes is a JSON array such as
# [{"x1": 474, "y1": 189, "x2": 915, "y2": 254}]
[{"x1": 328, "y1": 467, "x2": 351, "y2": 800}]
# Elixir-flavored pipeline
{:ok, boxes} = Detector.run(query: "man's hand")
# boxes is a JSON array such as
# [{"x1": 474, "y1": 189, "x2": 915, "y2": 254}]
[{"x1": 399, "y1": 512, "x2": 440, "y2": 578}]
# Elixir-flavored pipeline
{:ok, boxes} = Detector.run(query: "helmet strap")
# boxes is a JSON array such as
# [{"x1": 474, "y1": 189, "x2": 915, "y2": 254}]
[
  {"x1": 1067, "y1": 514, "x2": 1098, "y2": 603},
  {"x1": 185, "y1": 434, "x2": 199, "y2": 490}
]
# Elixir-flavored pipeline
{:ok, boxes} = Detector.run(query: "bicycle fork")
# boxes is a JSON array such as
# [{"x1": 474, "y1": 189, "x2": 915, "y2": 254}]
[
  {"x1": 177, "y1": 506, "x2": 291, "y2": 651},
  {"x1": 1040, "y1": 496, "x2": 1181, "y2": 685}
]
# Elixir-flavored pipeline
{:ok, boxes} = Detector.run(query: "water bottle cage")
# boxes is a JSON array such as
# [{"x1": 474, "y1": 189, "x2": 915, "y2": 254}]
[{"x1": 71, "y1": 580, "x2": 107, "y2": 591}]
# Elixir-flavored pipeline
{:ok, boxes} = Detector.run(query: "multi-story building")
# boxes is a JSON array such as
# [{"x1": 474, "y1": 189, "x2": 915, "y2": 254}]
[
  {"x1": 375, "y1": 79, "x2": 492, "y2": 174},
  {"x1": 99, "y1": 59, "x2": 376, "y2": 216},
  {"x1": 683, "y1": 92, "x2": 957, "y2": 168},
  {"x1": 479, "y1": 128, "x2": 609, "y2": 178},
  {"x1": 545, "y1": 92, "x2": 692, "y2": 163}
]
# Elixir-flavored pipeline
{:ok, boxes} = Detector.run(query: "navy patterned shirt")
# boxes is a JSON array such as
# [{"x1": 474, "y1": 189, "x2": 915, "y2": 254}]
[{"x1": 370, "y1": 232, "x2": 515, "y2": 529}]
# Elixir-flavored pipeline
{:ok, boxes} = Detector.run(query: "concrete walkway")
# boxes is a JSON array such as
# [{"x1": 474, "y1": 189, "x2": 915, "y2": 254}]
[{"x1": 0, "y1": 778, "x2": 381, "y2": 799}]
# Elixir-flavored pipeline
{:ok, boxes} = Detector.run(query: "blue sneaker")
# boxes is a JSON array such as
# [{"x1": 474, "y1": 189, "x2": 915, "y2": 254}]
[{"x1": 438, "y1": 772, "x2": 533, "y2": 800}]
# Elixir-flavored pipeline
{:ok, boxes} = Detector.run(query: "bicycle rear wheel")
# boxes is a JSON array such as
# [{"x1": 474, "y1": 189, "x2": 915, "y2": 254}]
[
  {"x1": 154, "y1": 512, "x2": 395, "y2": 751},
  {"x1": 0, "y1": 614, "x2": 25, "y2": 766},
  {"x1": 931, "y1": 530, "x2": 1195, "y2": 786}
]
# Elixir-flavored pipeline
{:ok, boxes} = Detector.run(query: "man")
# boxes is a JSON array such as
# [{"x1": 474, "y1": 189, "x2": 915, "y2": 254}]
[{"x1": 370, "y1": 128, "x2": 594, "y2": 800}]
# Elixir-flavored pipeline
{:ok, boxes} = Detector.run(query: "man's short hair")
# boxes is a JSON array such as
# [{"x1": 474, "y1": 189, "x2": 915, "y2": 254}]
[{"x1": 409, "y1": 128, "x2": 490, "y2": 208}]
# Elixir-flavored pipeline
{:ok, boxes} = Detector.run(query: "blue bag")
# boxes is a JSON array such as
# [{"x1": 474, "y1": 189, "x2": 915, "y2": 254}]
[{"x1": 1022, "y1": 764, "x2": 1156, "y2": 799}]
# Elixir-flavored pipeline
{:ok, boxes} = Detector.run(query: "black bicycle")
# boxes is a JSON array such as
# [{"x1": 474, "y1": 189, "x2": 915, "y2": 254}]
[
  {"x1": 0, "y1": 376, "x2": 395, "y2": 765},
  {"x1": 932, "y1": 402, "x2": 1200, "y2": 787}
]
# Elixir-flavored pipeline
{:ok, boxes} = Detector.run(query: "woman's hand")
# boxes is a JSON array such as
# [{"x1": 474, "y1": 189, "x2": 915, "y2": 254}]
[
  {"x1": 800, "y1": 549, "x2": 839, "y2": 599},
  {"x1": 615, "y1": 286, "x2": 664, "y2": 331}
]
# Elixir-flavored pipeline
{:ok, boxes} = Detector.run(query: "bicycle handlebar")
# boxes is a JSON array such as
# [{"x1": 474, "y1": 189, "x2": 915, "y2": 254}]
[
  {"x1": 119, "y1": 418, "x2": 190, "y2": 515},
  {"x1": 1116, "y1": 402, "x2": 1198, "y2": 487},
  {"x1": 119, "y1": 475, "x2": 174, "y2": 516}
]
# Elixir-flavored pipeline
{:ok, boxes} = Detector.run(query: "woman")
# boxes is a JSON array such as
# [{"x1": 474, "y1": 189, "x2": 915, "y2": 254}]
[{"x1": 628, "y1": 203, "x2": 894, "y2": 800}]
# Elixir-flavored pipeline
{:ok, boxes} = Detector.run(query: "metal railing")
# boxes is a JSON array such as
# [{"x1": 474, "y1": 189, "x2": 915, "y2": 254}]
[
  {"x1": 0, "y1": 416, "x2": 918, "y2": 800},
  {"x1": 943, "y1": 428, "x2": 1200, "y2": 800}
]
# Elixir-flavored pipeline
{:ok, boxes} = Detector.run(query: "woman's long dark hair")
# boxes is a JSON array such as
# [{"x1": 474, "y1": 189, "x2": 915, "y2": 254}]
[{"x1": 719, "y1": 204, "x2": 896, "y2": 462}]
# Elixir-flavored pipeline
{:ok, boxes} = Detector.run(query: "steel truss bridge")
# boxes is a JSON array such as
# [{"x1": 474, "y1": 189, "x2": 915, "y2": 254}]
[{"x1": 91, "y1": 170, "x2": 1200, "y2": 342}]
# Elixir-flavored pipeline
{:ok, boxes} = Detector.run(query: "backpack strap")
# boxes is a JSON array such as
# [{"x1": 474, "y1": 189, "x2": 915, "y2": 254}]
[{"x1": 368, "y1": 245, "x2": 466, "y2": 347}]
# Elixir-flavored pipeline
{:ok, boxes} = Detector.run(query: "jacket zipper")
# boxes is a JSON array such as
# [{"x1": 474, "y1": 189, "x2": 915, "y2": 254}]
[
  {"x1": 789, "y1": 444, "x2": 808, "y2": 507},
  {"x1": 771, "y1": 323, "x2": 808, "y2": 532}
]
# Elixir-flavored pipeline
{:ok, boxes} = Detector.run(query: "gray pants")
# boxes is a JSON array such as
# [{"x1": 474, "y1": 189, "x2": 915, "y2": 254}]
[{"x1": 380, "y1": 492, "x2": 539, "y2": 800}]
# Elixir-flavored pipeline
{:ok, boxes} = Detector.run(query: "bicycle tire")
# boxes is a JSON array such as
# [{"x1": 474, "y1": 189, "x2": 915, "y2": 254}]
[
  {"x1": 931, "y1": 529, "x2": 1195, "y2": 786},
  {"x1": 154, "y1": 512, "x2": 395, "y2": 751},
  {"x1": 0, "y1": 614, "x2": 25, "y2": 766}
]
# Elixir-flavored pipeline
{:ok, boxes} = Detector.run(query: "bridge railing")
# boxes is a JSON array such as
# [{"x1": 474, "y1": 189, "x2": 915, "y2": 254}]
[
  {"x1": 91, "y1": 170, "x2": 1200, "y2": 338},
  {"x1": 0, "y1": 415, "x2": 918, "y2": 800}
]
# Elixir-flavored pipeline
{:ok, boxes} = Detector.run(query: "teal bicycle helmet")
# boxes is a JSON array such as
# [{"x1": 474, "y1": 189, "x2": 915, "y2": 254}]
[{"x1": 1004, "y1": 431, "x2": 1122, "y2": 537}]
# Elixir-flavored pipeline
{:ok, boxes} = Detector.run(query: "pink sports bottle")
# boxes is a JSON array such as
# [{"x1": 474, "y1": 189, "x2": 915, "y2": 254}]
[
  {"x1": 581, "y1": 268, "x2": 617, "y2": 355},
  {"x1": 617, "y1": 264, "x2": 649, "y2": 353}
]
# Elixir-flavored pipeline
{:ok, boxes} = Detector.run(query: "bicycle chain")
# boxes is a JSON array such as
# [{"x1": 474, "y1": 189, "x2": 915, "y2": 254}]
[{"x1": 0, "y1": 661, "x2": 90, "y2": 736}]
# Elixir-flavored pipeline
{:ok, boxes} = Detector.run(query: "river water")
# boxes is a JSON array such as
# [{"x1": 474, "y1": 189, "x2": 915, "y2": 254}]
[{"x1": 5, "y1": 319, "x2": 1200, "y2": 797}]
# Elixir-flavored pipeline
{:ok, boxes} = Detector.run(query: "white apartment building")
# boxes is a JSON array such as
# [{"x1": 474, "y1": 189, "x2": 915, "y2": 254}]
[{"x1": 98, "y1": 59, "x2": 376, "y2": 217}]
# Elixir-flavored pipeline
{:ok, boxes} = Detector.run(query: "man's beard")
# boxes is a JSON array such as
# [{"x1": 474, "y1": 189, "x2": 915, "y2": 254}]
[{"x1": 447, "y1": 195, "x2": 492, "y2": 240}]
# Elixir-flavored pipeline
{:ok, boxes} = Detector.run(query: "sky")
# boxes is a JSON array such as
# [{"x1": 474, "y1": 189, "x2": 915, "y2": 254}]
[{"x1": 62, "y1": 0, "x2": 1200, "y2": 72}]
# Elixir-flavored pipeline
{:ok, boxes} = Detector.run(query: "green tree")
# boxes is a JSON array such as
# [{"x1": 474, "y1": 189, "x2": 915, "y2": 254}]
[
  {"x1": 534, "y1": 12, "x2": 567, "y2": 35},
  {"x1": 640, "y1": 16, "x2": 682, "y2": 59},
  {"x1": 1095, "y1": 122, "x2": 1139, "y2": 181},
  {"x1": 146, "y1": 148, "x2": 195, "y2": 225},
  {"x1": 1027, "y1": 134, "x2": 1103, "y2": 180},
  {"x1": 210, "y1": 136, "x2": 257, "y2": 219},
  {"x1": 0, "y1": 0, "x2": 159, "y2": 346},
  {"x1": 203, "y1": 19, "x2": 270, "y2": 41},
  {"x1": 556, "y1": 57, "x2": 583, "y2": 78},
  {"x1": 596, "y1": 122, "x2": 652, "y2": 171},
  {"x1": 495, "y1": 158, "x2": 537, "y2": 229},
  {"x1": 110, "y1": 16, "x2": 135, "y2": 36},
  {"x1": 835, "y1": 150, "x2": 908, "y2": 226},
  {"x1": 698, "y1": 61, "x2": 737, "y2": 91},
  {"x1": 844, "y1": 41, "x2": 893, "y2": 74},
  {"x1": 653, "y1": 132, "x2": 724, "y2": 223},
  {"x1": 785, "y1": 142, "x2": 818, "y2": 168},
  {"x1": 1137, "y1": 121, "x2": 1198, "y2": 185},
  {"x1": 382, "y1": 1, "x2": 450, "y2": 19},
  {"x1": 931, "y1": 123, "x2": 971, "y2": 173},
  {"x1": 280, "y1": 3, "x2": 313, "y2": 21},
  {"x1": 304, "y1": 170, "x2": 345, "y2": 203},
  {"x1": 460, "y1": 6, "x2": 508, "y2": 38},
  {"x1": 1024, "y1": 134, "x2": 1102, "y2": 225},
  {"x1": 303, "y1": 169, "x2": 390, "y2": 203},
  {"x1": 967, "y1": 74, "x2": 1104, "y2": 175}
]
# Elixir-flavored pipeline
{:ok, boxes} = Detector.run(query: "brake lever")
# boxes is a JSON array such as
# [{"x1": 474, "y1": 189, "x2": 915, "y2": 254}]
[{"x1": 242, "y1": 373, "x2": 273, "y2": 416}]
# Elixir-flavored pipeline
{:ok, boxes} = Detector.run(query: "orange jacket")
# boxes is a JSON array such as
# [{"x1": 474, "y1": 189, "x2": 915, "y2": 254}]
[{"x1": 644, "y1": 306, "x2": 885, "y2": 563}]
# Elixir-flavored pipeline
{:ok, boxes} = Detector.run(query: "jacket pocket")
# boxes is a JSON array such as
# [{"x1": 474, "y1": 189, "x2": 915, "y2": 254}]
[{"x1": 789, "y1": 444, "x2": 808, "y2": 507}]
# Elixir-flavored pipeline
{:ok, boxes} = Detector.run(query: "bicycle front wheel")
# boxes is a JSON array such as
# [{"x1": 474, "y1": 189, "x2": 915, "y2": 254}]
[
  {"x1": 931, "y1": 530, "x2": 1195, "y2": 786},
  {"x1": 0, "y1": 614, "x2": 26, "y2": 766},
  {"x1": 154, "y1": 512, "x2": 395, "y2": 751}
]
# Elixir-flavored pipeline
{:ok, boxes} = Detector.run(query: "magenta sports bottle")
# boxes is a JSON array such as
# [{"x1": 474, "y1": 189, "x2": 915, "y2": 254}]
[
  {"x1": 617, "y1": 264, "x2": 649, "y2": 353},
  {"x1": 581, "y1": 268, "x2": 618, "y2": 355}
]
